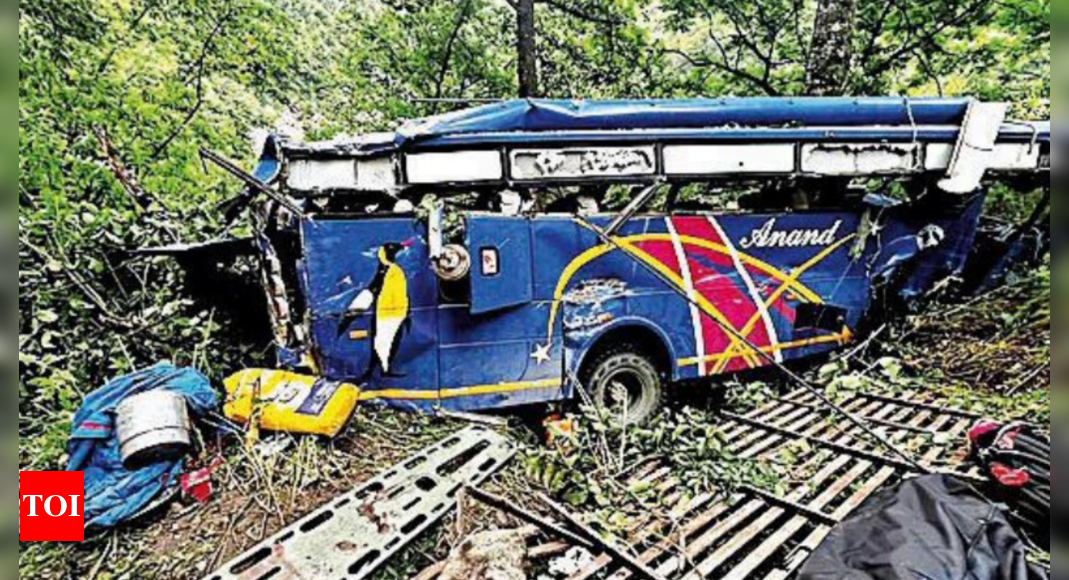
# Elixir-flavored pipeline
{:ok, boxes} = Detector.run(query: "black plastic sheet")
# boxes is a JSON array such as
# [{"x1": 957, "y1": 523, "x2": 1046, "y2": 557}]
[{"x1": 800, "y1": 475, "x2": 1047, "y2": 580}]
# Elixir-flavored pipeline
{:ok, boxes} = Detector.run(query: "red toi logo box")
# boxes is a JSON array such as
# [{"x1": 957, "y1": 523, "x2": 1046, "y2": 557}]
[{"x1": 19, "y1": 472, "x2": 85, "y2": 542}]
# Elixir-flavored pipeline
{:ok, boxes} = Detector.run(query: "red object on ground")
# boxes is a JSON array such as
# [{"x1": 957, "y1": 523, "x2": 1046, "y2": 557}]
[
  {"x1": 990, "y1": 463, "x2": 1032, "y2": 488},
  {"x1": 180, "y1": 457, "x2": 224, "y2": 504},
  {"x1": 968, "y1": 421, "x2": 1001, "y2": 444}
]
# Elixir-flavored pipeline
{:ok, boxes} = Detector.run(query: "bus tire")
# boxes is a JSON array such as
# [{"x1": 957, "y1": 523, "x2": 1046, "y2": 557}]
[{"x1": 583, "y1": 345, "x2": 665, "y2": 426}]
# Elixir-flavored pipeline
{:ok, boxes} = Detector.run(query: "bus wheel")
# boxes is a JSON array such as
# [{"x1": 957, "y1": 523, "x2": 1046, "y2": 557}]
[{"x1": 584, "y1": 346, "x2": 665, "y2": 426}]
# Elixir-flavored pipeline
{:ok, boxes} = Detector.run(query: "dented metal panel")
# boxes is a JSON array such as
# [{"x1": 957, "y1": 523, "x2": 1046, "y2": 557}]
[
  {"x1": 260, "y1": 99, "x2": 1046, "y2": 192},
  {"x1": 801, "y1": 143, "x2": 919, "y2": 175},
  {"x1": 286, "y1": 194, "x2": 984, "y2": 413},
  {"x1": 203, "y1": 427, "x2": 514, "y2": 580},
  {"x1": 510, "y1": 146, "x2": 657, "y2": 181},
  {"x1": 939, "y1": 102, "x2": 1009, "y2": 193},
  {"x1": 300, "y1": 218, "x2": 440, "y2": 407}
]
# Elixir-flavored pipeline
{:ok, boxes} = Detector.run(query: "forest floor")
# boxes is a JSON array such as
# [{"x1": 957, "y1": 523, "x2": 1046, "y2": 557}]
[{"x1": 18, "y1": 267, "x2": 1050, "y2": 580}]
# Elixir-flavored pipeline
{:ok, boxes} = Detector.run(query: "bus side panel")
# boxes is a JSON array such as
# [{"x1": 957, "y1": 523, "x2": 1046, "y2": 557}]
[
  {"x1": 300, "y1": 218, "x2": 440, "y2": 409},
  {"x1": 549, "y1": 213, "x2": 869, "y2": 380},
  {"x1": 437, "y1": 303, "x2": 565, "y2": 411},
  {"x1": 699, "y1": 212, "x2": 868, "y2": 371}
]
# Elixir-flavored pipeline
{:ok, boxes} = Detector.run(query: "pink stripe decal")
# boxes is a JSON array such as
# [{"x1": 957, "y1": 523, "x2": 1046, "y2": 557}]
[{"x1": 671, "y1": 217, "x2": 772, "y2": 372}]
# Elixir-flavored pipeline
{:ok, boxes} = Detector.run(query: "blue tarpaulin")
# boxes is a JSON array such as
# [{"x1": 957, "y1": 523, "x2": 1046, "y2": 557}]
[
  {"x1": 399, "y1": 97, "x2": 977, "y2": 138},
  {"x1": 66, "y1": 364, "x2": 218, "y2": 530},
  {"x1": 396, "y1": 98, "x2": 1049, "y2": 147},
  {"x1": 276, "y1": 98, "x2": 1048, "y2": 157}
]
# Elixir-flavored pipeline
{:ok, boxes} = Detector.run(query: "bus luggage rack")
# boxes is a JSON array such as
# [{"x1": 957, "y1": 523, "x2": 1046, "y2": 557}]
[{"x1": 561, "y1": 390, "x2": 981, "y2": 580}]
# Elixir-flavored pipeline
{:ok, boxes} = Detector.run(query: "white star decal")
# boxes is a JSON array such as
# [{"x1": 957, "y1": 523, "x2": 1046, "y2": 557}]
[{"x1": 531, "y1": 343, "x2": 552, "y2": 365}]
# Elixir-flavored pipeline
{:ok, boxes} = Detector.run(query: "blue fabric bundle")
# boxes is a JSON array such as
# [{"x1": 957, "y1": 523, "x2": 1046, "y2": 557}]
[{"x1": 66, "y1": 364, "x2": 218, "y2": 529}]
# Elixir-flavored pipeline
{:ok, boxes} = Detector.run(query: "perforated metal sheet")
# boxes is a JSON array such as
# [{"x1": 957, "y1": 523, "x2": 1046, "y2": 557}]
[
  {"x1": 204, "y1": 426, "x2": 515, "y2": 580},
  {"x1": 565, "y1": 391, "x2": 978, "y2": 580}
]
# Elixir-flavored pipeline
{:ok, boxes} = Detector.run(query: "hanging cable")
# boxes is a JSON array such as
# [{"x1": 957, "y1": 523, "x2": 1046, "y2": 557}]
[{"x1": 574, "y1": 215, "x2": 931, "y2": 474}]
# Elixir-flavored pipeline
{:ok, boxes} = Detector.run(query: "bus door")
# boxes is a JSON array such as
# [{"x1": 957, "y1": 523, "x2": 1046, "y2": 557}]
[{"x1": 436, "y1": 215, "x2": 565, "y2": 411}]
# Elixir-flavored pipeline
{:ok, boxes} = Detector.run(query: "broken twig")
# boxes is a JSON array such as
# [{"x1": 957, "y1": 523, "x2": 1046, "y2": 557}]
[
  {"x1": 94, "y1": 126, "x2": 156, "y2": 210},
  {"x1": 538, "y1": 493, "x2": 669, "y2": 580},
  {"x1": 465, "y1": 486, "x2": 594, "y2": 551}
]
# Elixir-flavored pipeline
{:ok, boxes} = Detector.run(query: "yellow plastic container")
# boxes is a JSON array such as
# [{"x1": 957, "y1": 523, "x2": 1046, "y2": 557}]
[{"x1": 224, "y1": 370, "x2": 361, "y2": 438}]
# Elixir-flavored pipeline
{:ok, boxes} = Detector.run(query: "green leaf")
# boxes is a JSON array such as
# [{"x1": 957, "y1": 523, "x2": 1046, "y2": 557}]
[{"x1": 563, "y1": 487, "x2": 590, "y2": 507}]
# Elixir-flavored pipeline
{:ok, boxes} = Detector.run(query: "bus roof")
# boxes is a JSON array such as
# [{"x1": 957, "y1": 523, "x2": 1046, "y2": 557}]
[
  {"x1": 262, "y1": 98, "x2": 1049, "y2": 194},
  {"x1": 281, "y1": 98, "x2": 1049, "y2": 157}
]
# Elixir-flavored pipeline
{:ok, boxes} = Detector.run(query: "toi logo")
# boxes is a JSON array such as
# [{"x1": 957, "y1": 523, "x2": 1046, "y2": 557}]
[{"x1": 19, "y1": 472, "x2": 85, "y2": 542}]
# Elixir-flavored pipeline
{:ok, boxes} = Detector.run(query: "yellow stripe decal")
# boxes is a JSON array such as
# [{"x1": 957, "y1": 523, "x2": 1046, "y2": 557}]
[
  {"x1": 679, "y1": 331, "x2": 851, "y2": 367},
  {"x1": 358, "y1": 378, "x2": 564, "y2": 402},
  {"x1": 544, "y1": 229, "x2": 828, "y2": 348},
  {"x1": 710, "y1": 234, "x2": 856, "y2": 374}
]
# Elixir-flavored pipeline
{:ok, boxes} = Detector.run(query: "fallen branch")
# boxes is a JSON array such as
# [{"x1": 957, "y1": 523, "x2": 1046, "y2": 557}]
[
  {"x1": 840, "y1": 323, "x2": 888, "y2": 363},
  {"x1": 19, "y1": 235, "x2": 136, "y2": 329},
  {"x1": 1006, "y1": 364, "x2": 1047, "y2": 396},
  {"x1": 465, "y1": 486, "x2": 595, "y2": 551},
  {"x1": 94, "y1": 126, "x2": 155, "y2": 210},
  {"x1": 538, "y1": 493, "x2": 669, "y2": 580}
]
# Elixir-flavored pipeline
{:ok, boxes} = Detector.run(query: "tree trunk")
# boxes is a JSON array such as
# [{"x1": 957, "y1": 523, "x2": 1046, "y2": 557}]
[
  {"x1": 516, "y1": 0, "x2": 539, "y2": 98},
  {"x1": 807, "y1": 0, "x2": 857, "y2": 96}
]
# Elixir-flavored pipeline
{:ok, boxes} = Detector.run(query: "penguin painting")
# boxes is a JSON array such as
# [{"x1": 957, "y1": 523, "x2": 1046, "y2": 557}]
[{"x1": 338, "y1": 241, "x2": 413, "y2": 379}]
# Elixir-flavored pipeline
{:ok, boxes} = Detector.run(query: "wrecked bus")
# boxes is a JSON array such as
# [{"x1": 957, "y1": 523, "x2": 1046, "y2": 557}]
[{"x1": 192, "y1": 98, "x2": 1050, "y2": 423}]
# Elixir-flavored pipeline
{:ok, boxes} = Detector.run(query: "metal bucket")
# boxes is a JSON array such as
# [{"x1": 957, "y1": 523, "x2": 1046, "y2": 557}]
[{"x1": 116, "y1": 390, "x2": 192, "y2": 469}]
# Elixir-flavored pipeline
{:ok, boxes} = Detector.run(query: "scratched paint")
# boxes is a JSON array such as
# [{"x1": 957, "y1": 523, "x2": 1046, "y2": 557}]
[
  {"x1": 561, "y1": 279, "x2": 630, "y2": 337},
  {"x1": 280, "y1": 194, "x2": 985, "y2": 414}
]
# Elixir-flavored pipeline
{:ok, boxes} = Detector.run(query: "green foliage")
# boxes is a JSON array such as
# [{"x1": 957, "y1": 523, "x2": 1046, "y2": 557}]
[
  {"x1": 524, "y1": 405, "x2": 782, "y2": 521},
  {"x1": 656, "y1": 0, "x2": 1048, "y2": 106},
  {"x1": 19, "y1": 0, "x2": 295, "y2": 470}
]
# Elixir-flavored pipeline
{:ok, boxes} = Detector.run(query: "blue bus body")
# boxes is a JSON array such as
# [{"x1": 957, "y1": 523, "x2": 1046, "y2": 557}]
[
  {"x1": 184, "y1": 97, "x2": 1045, "y2": 415},
  {"x1": 288, "y1": 196, "x2": 983, "y2": 413}
]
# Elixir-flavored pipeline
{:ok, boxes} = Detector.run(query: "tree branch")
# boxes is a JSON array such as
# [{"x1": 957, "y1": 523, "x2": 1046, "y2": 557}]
[
  {"x1": 94, "y1": 127, "x2": 154, "y2": 210},
  {"x1": 793, "y1": 0, "x2": 811, "y2": 63},
  {"x1": 19, "y1": 235, "x2": 135, "y2": 329},
  {"x1": 665, "y1": 49, "x2": 782, "y2": 96},
  {"x1": 149, "y1": 7, "x2": 236, "y2": 161},
  {"x1": 19, "y1": 184, "x2": 34, "y2": 208},
  {"x1": 864, "y1": 0, "x2": 990, "y2": 81},
  {"x1": 855, "y1": 1, "x2": 896, "y2": 76},
  {"x1": 911, "y1": 46, "x2": 944, "y2": 96},
  {"x1": 538, "y1": 0, "x2": 624, "y2": 25},
  {"x1": 719, "y1": 3, "x2": 775, "y2": 70},
  {"x1": 432, "y1": 0, "x2": 475, "y2": 110}
]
